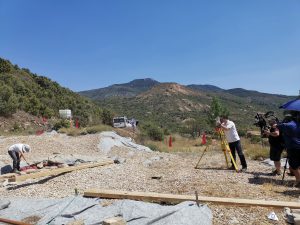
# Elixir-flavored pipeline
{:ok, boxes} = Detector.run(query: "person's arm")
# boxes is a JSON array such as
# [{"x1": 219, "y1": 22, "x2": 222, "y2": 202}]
[
  {"x1": 19, "y1": 152, "x2": 29, "y2": 164},
  {"x1": 221, "y1": 124, "x2": 230, "y2": 131},
  {"x1": 220, "y1": 122, "x2": 232, "y2": 131},
  {"x1": 264, "y1": 127, "x2": 280, "y2": 137}
]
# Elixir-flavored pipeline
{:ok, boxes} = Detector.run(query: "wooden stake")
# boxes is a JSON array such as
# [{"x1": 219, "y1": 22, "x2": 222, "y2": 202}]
[
  {"x1": 11, "y1": 160, "x2": 114, "y2": 182},
  {"x1": 0, "y1": 217, "x2": 32, "y2": 225}
]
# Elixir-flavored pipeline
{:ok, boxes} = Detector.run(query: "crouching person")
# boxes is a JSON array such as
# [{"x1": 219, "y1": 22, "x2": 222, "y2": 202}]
[{"x1": 8, "y1": 143, "x2": 31, "y2": 173}]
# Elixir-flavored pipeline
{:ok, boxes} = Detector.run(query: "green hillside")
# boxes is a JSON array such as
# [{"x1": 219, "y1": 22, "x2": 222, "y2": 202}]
[
  {"x1": 0, "y1": 57, "x2": 101, "y2": 126},
  {"x1": 92, "y1": 81, "x2": 295, "y2": 134},
  {"x1": 79, "y1": 78, "x2": 159, "y2": 100}
]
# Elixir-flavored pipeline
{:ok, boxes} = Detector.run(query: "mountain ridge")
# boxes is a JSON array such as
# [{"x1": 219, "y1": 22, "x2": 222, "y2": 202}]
[
  {"x1": 80, "y1": 78, "x2": 295, "y2": 100},
  {"x1": 81, "y1": 78, "x2": 296, "y2": 132}
]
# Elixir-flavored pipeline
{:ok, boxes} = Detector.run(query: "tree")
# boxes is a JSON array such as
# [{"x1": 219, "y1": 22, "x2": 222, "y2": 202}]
[
  {"x1": 102, "y1": 108, "x2": 114, "y2": 126},
  {"x1": 206, "y1": 96, "x2": 229, "y2": 127},
  {"x1": 0, "y1": 84, "x2": 18, "y2": 116},
  {"x1": 0, "y1": 58, "x2": 12, "y2": 73}
]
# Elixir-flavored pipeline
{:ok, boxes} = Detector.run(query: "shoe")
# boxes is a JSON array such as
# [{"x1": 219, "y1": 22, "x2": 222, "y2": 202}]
[
  {"x1": 240, "y1": 167, "x2": 247, "y2": 172},
  {"x1": 12, "y1": 169, "x2": 20, "y2": 173},
  {"x1": 271, "y1": 170, "x2": 281, "y2": 176}
]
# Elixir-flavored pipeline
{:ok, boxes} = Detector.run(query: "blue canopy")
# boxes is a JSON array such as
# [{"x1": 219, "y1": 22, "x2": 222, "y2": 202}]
[{"x1": 280, "y1": 98, "x2": 300, "y2": 111}]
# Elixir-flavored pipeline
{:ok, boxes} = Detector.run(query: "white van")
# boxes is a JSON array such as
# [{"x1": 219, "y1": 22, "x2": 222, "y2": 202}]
[{"x1": 113, "y1": 116, "x2": 131, "y2": 128}]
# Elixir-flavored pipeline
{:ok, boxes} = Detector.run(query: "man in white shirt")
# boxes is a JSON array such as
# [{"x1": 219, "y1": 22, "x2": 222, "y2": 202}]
[
  {"x1": 8, "y1": 143, "x2": 31, "y2": 173},
  {"x1": 220, "y1": 115, "x2": 247, "y2": 172}
]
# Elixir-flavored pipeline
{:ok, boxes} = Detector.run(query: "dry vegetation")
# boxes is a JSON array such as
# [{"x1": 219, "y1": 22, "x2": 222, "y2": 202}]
[{"x1": 143, "y1": 133, "x2": 273, "y2": 162}]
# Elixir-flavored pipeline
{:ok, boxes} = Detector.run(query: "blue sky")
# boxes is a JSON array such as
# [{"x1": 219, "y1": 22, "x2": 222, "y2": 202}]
[{"x1": 0, "y1": 0, "x2": 299, "y2": 95}]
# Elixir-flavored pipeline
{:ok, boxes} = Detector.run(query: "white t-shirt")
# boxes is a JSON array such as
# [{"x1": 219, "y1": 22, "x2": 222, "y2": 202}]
[
  {"x1": 8, "y1": 144, "x2": 26, "y2": 153},
  {"x1": 222, "y1": 120, "x2": 240, "y2": 143}
]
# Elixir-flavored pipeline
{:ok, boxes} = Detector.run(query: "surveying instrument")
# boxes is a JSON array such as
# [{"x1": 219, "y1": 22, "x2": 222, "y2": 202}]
[{"x1": 195, "y1": 128, "x2": 239, "y2": 172}]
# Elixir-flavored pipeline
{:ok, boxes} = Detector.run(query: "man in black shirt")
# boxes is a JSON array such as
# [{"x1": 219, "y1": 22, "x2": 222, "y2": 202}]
[{"x1": 264, "y1": 119, "x2": 284, "y2": 175}]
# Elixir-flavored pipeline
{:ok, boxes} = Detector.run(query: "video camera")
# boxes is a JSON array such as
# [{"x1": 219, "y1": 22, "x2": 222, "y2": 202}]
[{"x1": 254, "y1": 111, "x2": 279, "y2": 138}]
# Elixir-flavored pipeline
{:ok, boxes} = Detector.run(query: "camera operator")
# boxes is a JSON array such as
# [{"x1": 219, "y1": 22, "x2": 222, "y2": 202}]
[
  {"x1": 277, "y1": 111, "x2": 300, "y2": 187},
  {"x1": 263, "y1": 119, "x2": 284, "y2": 175},
  {"x1": 219, "y1": 115, "x2": 247, "y2": 172}
]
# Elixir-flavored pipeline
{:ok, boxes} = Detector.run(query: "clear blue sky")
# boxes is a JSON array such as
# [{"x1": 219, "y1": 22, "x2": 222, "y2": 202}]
[{"x1": 0, "y1": 0, "x2": 299, "y2": 95}]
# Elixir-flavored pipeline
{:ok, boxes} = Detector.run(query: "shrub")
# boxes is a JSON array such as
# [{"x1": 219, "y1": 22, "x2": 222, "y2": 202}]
[
  {"x1": 250, "y1": 135, "x2": 263, "y2": 144},
  {"x1": 238, "y1": 129, "x2": 247, "y2": 137},
  {"x1": 101, "y1": 108, "x2": 114, "y2": 126},
  {"x1": 12, "y1": 122, "x2": 21, "y2": 131},
  {"x1": 58, "y1": 127, "x2": 81, "y2": 136},
  {"x1": 0, "y1": 58, "x2": 11, "y2": 73},
  {"x1": 143, "y1": 124, "x2": 164, "y2": 141},
  {"x1": 53, "y1": 119, "x2": 71, "y2": 130},
  {"x1": 86, "y1": 125, "x2": 110, "y2": 134},
  {"x1": 146, "y1": 143, "x2": 161, "y2": 151}
]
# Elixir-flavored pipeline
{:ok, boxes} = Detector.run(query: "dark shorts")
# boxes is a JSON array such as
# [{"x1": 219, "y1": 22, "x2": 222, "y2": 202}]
[
  {"x1": 287, "y1": 149, "x2": 300, "y2": 170},
  {"x1": 270, "y1": 145, "x2": 284, "y2": 161}
]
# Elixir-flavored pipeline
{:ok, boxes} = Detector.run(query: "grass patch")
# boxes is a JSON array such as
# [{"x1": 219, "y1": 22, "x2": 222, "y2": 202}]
[
  {"x1": 243, "y1": 138, "x2": 269, "y2": 160},
  {"x1": 141, "y1": 134, "x2": 273, "y2": 161},
  {"x1": 85, "y1": 124, "x2": 112, "y2": 134},
  {"x1": 146, "y1": 143, "x2": 161, "y2": 151},
  {"x1": 143, "y1": 134, "x2": 210, "y2": 153},
  {"x1": 58, "y1": 127, "x2": 83, "y2": 136}
]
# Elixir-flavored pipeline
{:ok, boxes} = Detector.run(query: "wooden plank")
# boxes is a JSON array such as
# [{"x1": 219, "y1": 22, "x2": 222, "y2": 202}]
[
  {"x1": 11, "y1": 160, "x2": 114, "y2": 182},
  {"x1": 0, "y1": 173, "x2": 16, "y2": 179},
  {"x1": 84, "y1": 189, "x2": 300, "y2": 209},
  {"x1": 0, "y1": 217, "x2": 32, "y2": 225}
]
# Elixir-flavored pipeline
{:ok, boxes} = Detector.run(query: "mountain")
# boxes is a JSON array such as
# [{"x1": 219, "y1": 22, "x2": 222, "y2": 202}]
[
  {"x1": 79, "y1": 78, "x2": 159, "y2": 100},
  {"x1": 187, "y1": 84, "x2": 224, "y2": 92},
  {"x1": 98, "y1": 82, "x2": 212, "y2": 131},
  {"x1": 225, "y1": 88, "x2": 291, "y2": 108},
  {"x1": 0, "y1": 57, "x2": 101, "y2": 126},
  {"x1": 81, "y1": 78, "x2": 296, "y2": 132}
]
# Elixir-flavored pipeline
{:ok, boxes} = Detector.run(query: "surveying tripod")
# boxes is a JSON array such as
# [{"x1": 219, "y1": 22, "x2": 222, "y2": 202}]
[
  {"x1": 216, "y1": 128, "x2": 239, "y2": 171},
  {"x1": 195, "y1": 128, "x2": 239, "y2": 172}
]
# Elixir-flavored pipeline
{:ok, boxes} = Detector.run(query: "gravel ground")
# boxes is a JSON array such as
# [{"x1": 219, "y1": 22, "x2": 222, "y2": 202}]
[{"x1": 0, "y1": 133, "x2": 299, "y2": 225}]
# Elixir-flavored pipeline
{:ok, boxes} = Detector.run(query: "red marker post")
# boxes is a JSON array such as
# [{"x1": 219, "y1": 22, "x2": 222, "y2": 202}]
[
  {"x1": 169, "y1": 136, "x2": 172, "y2": 148},
  {"x1": 201, "y1": 133, "x2": 207, "y2": 145}
]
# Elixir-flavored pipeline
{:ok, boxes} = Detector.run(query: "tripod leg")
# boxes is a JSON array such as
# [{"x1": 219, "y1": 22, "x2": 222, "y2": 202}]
[
  {"x1": 227, "y1": 151, "x2": 239, "y2": 172},
  {"x1": 223, "y1": 148, "x2": 229, "y2": 167},
  {"x1": 195, "y1": 146, "x2": 208, "y2": 169},
  {"x1": 282, "y1": 156, "x2": 288, "y2": 182}
]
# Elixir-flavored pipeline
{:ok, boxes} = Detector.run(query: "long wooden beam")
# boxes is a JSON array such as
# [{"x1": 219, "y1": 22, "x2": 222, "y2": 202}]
[
  {"x1": 0, "y1": 173, "x2": 15, "y2": 180},
  {"x1": 10, "y1": 160, "x2": 114, "y2": 182},
  {"x1": 84, "y1": 189, "x2": 300, "y2": 208},
  {"x1": 0, "y1": 217, "x2": 32, "y2": 225}
]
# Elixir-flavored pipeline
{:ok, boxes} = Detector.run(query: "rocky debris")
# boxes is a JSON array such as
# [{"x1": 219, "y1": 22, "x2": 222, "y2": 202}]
[
  {"x1": 103, "y1": 217, "x2": 126, "y2": 225},
  {"x1": 111, "y1": 156, "x2": 126, "y2": 164},
  {"x1": 98, "y1": 131, "x2": 152, "y2": 154},
  {"x1": 0, "y1": 133, "x2": 298, "y2": 224}
]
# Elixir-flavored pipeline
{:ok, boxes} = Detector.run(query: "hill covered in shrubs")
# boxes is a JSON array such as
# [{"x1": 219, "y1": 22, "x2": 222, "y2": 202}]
[{"x1": 0, "y1": 57, "x2": 102, "y2": 126}]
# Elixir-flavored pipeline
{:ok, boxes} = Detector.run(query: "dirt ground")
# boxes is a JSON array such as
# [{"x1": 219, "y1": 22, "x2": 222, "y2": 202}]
[{"x1": 0, "y1": 133, "x2": 299, "y2": 225}]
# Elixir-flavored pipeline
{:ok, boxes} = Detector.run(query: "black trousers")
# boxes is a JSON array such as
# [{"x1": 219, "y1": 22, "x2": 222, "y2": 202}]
[
  {"x1": 229, "y1": 140, "x2": 247, "y2": 168},
  {"x1": 8, "y1": 151, "x2": 20, "y2": 170}
]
